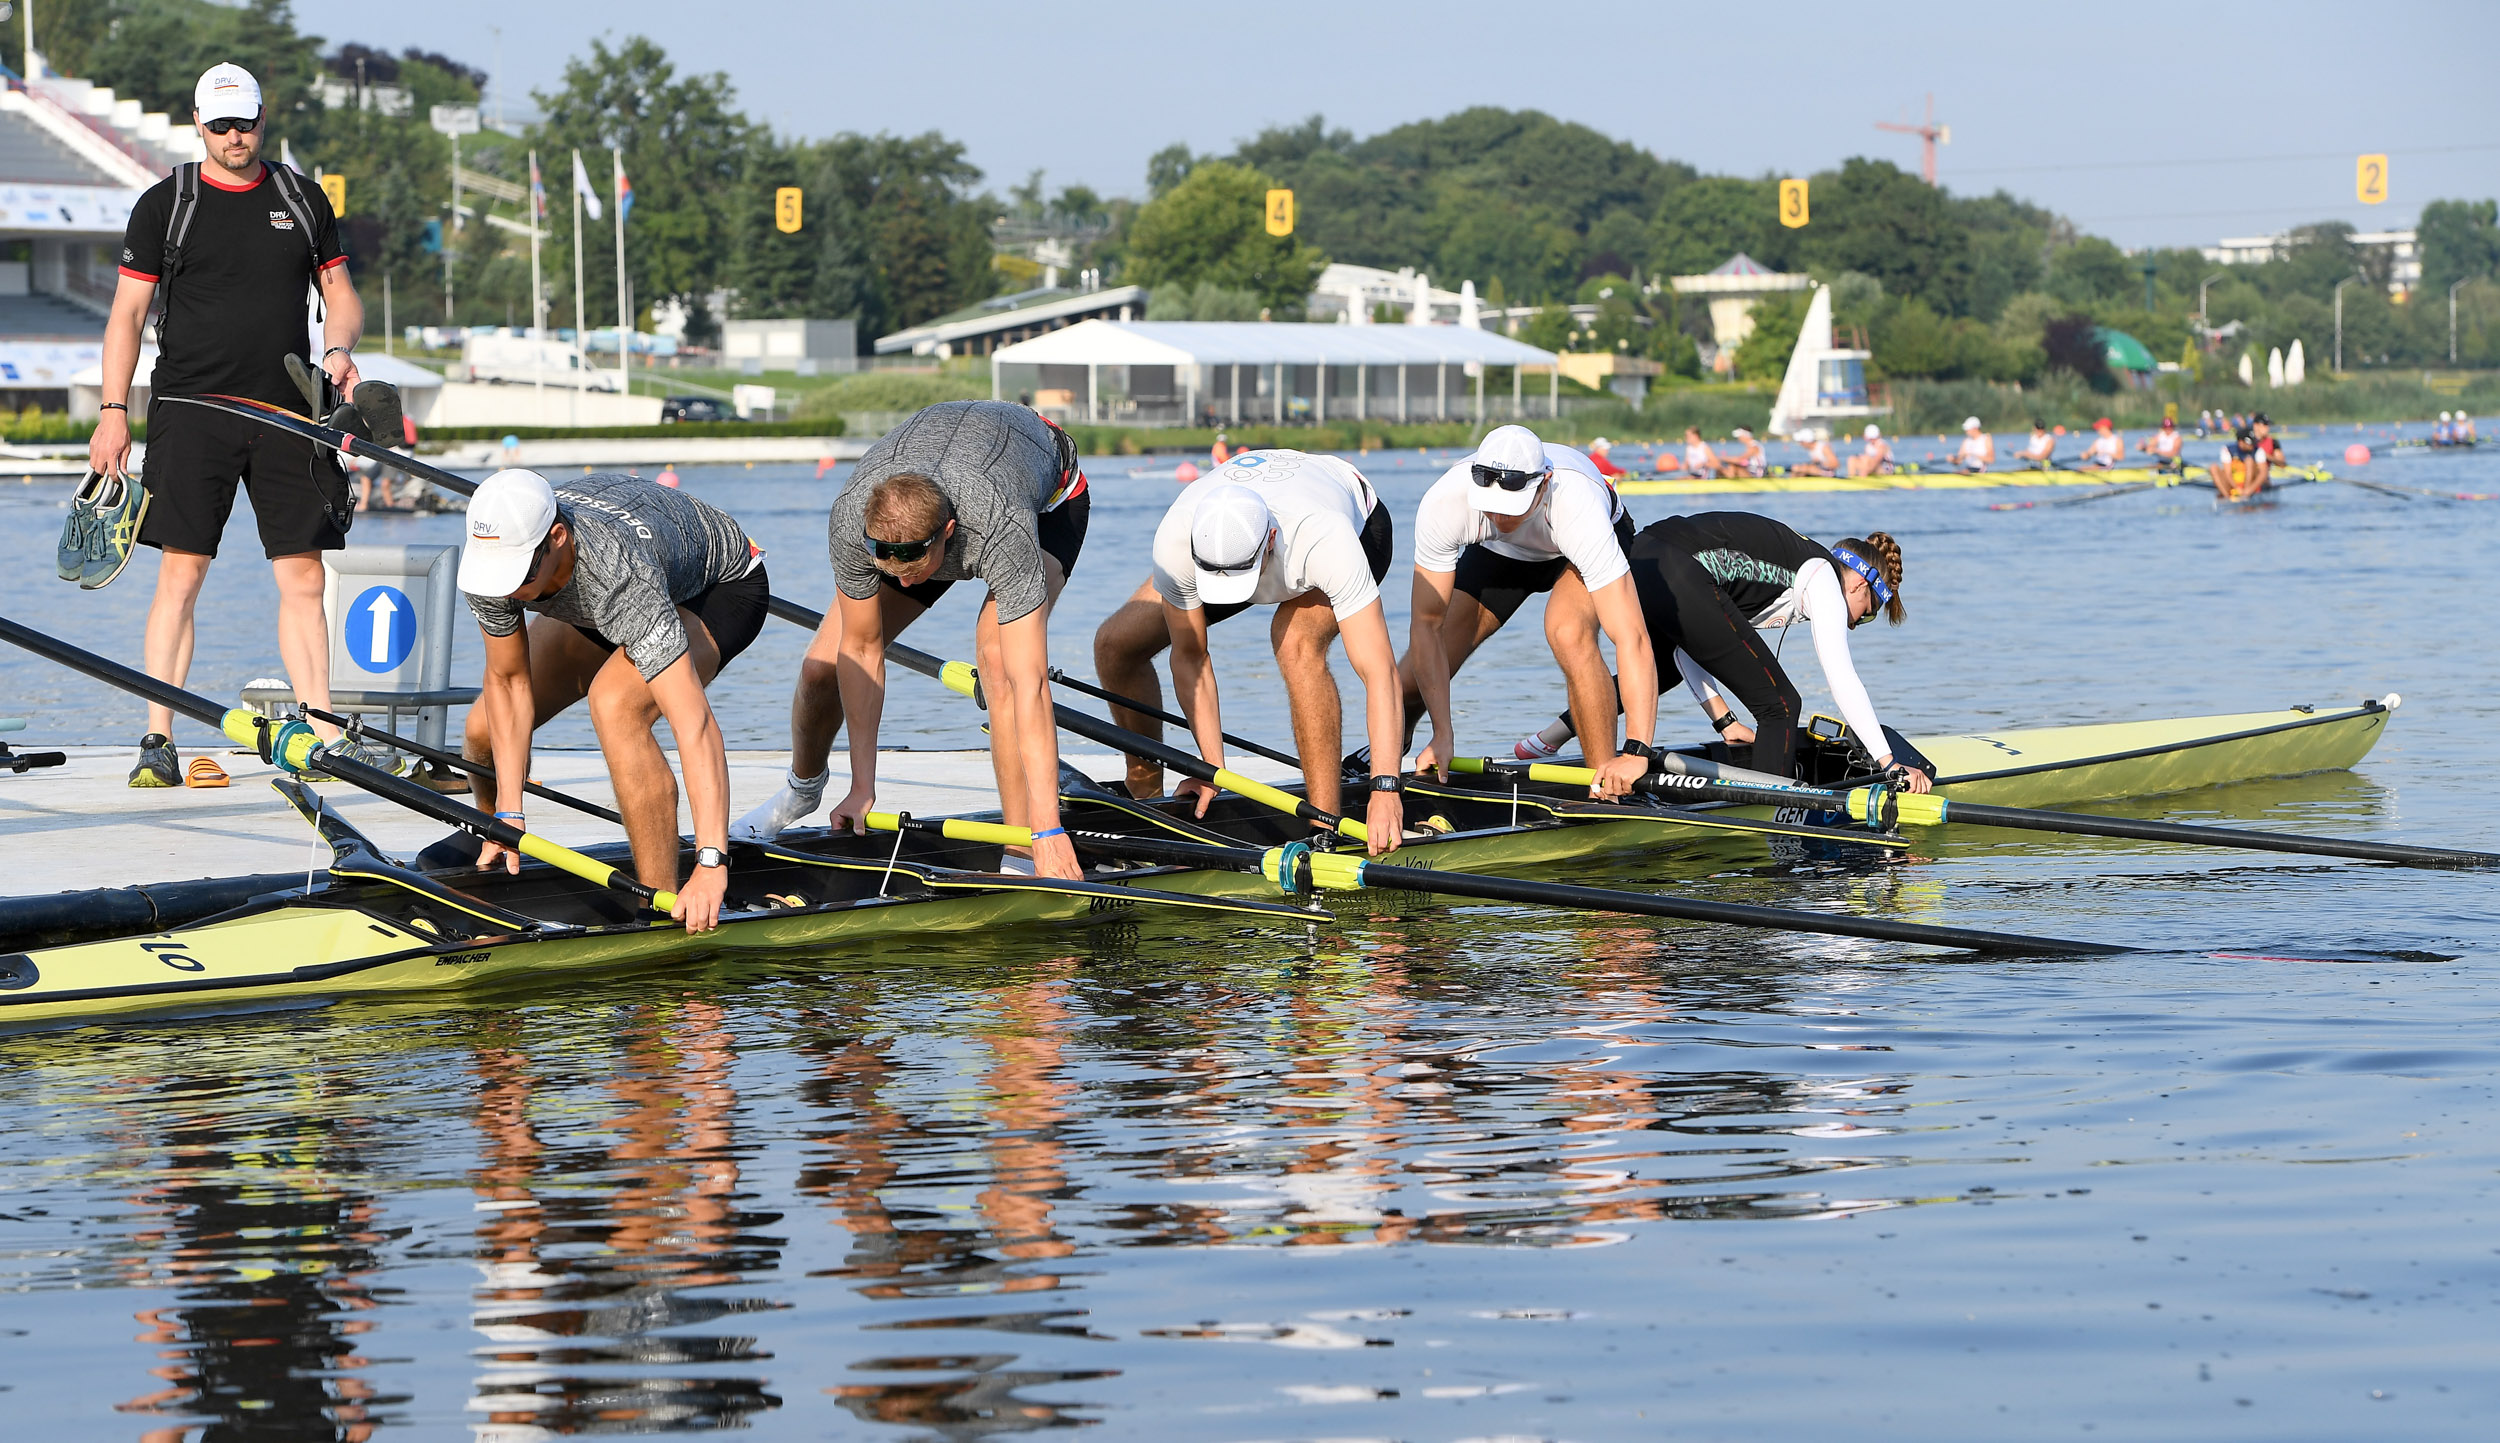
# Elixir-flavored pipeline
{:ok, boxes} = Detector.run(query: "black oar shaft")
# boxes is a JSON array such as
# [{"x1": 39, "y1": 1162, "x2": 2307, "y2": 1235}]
[
  {"x1": 294, "y1": 704, "x2": 625, "y2": 825},
  {"x1": 1941, "y1": 801, "x2": 2500, "y2": 870},
  {"x1": 1048, "y1": 667, "x2": 1302, "y2": 769}
]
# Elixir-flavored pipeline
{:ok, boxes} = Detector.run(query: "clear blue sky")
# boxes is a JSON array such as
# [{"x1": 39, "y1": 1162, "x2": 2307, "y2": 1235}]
[{"x1": 298, "y1": 0, "x2": 2498, "y2": 250}]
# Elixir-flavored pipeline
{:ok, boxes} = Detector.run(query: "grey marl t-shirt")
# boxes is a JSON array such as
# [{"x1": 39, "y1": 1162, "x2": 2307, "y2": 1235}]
[
  {"x1": 829, "y1": 401, "x2": 1073, "y2": 624},
  {"x1": 465, "y1": 475, "x2": 761, "y2": 680}
]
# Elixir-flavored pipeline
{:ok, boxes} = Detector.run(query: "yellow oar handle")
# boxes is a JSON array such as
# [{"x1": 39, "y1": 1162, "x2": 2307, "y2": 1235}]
[
  {"x1": 221, "y1": 707, "x2": 682, "y2": 913},
  {"x1": 939, "y1": 660, "x2": 981, "y2": 700},
  {"x1": 1213, "y1": 767, "x2": 1367, "y2": 843},
  {"x1": 1443, "y1": 752, "x2": 1948, "y2": 827},
  {"x1": 865, "y1": 811, "x2": 1035, "y2": 847}
]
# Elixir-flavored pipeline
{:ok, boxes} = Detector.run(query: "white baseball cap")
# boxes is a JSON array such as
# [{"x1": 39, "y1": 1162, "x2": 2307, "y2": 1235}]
[
  {"x1": 1466, "y1": 424, "x2": 1549, "y2": 517},
  {"x1": 459, "y1": 469, "x2": 560, "y2": 596},
  {"x1": 1864, "y1": 424, "x2": 1882, "y2": 439},
  {"x1": 1188, "y1": 484, "x2": 1272, "y2": 605},
  {"x1": 1962, "y1": 415, "x2": 1983, "y2": 430},
  {"x1": 194, "y1": 63, "x2": 263, "y2": 123}
]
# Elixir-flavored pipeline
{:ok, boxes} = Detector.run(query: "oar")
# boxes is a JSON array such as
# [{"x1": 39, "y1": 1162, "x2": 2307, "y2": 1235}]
[
  {"x1": 292, "y1": 703, "x2": 626, "y2": 825},
  {"x1": 0, "y1": 613, "x2": 681, "y2": 915},
  {"x1": 1045, "y1": 667, "x2": 1302, "y2": 769},
  {"x1": 862, "y1": 813, "x2": 2128, "y2": 956},
  {"x1": 1988, "y1": 480, "x2": 2165, "y2": 512},
  {"x1": 1452, "y1": 756, "x2": 2500, "y2": 872}
]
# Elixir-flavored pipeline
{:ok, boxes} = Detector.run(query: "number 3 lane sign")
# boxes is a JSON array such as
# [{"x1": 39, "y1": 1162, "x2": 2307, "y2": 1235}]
[{"x1": 346, "y1": 585, "x2": 416, "y2": 673}]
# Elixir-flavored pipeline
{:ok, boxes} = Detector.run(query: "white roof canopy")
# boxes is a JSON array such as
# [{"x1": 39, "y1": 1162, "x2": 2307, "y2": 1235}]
[{"x1": 992, "y1": 319, "x2": 1559, "y2": 369}]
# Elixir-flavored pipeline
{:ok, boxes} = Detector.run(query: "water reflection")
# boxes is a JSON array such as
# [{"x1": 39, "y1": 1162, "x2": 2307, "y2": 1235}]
[{"x1": 466, "y1": 1001, "x2": 785, "y2": 1435}]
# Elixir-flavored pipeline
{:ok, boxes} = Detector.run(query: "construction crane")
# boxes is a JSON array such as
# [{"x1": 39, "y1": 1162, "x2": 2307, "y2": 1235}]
[{"x1": 1876, "y1": 95, "x2": 1950, "y2": 186}]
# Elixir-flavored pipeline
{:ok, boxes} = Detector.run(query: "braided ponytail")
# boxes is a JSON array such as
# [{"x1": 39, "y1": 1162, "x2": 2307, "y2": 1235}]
[{"x1": 1837, "y1": 531, "x2": 1906, "y2": 625}]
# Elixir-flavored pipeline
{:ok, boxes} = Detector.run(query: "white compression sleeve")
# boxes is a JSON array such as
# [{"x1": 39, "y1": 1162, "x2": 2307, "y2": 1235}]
[{"x1": 1800, "y1": 561, "x2": 1891, "y2": 757}]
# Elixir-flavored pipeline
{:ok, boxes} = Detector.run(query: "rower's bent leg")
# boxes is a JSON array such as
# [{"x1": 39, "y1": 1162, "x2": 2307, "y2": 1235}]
[
  {"x1": 141, "y1": 548, "x2": 211, "y2": 739},
  {"x1": 789, "y1": 587, "x2": 926, "y2": 781},
  {"x1": 1273, "y1": 593, "x2": 1348, "y2": 817},
  {"x1": 1092, "y1": 577, "x2": 1173, "y2": 797},
  {"x1": 462, "y1": 617, "x2": 608, "y2": 814},
  {"x1": 271, "y1": 552, "x2": 340, "y2": 741},
  {"x1": 1544, "y1": 569, "x2": 1618, "y2": 760}
]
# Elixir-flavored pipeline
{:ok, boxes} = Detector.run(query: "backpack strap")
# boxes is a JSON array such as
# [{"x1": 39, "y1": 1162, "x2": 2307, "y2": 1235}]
[
  {"x1": 263, "y1": 163, "x2": 324, "y2": 266},
  {"x1": 151, "y1": 162, "x2": 201, "y2": 347}
]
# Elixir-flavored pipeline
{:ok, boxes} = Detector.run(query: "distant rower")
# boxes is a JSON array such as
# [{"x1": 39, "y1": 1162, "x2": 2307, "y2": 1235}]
[
  {"x1": 1954, "y1": 416, "x2": 1995, "y2": 473},
  {"x1": 2137, "y1": 416, "x2": 2184, "y2": 471},
  {"x1": 2078, "y1": 417, "x2": 2123, "y2": 469},
  {"x1": 1790, "y1": 426, "x2": 1840, "y2": 478},
  {"x1": 1845, "y1": 423, "x2": 1893, "y2": 478},
  {"x1": 2020, "y1": 419, "x2": 2056, "y2": 470}
]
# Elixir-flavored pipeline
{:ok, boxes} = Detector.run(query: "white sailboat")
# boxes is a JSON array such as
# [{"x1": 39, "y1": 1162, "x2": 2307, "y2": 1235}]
[
  {"x1": 2286, "y1": 339, "x2": 2306, "y2": 386},
  {"x1": 2267, "y1": 347, "x2": 2285, "y2": 388},
  {"x1": 1766, "y1": 284, "x2": 1885, "y2": 437}
]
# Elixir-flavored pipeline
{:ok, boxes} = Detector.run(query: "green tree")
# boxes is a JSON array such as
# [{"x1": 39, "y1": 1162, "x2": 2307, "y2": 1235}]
[
  {"x1": 1125, "y1": 161, "x2": 1326, "y2": 315},
  {"x1": 1795, "y1": 158, "x2": 1970, "y2": 315},
  {"x1": 1732, "y1": 290, "x2": 1809, "y2": 380},
  {"x1": 23, "y1": 0, "x2": 321, "y2": 122},
  {"x1": 2417, "y1": 199, "x2": 2500, "y2": 297},
  {"x1": 2048, "y1": 236, "x2": 2134, "y2": 306},
  {"x1": 1652, "y1": 177, "x2": 1779, "y2": 277}
]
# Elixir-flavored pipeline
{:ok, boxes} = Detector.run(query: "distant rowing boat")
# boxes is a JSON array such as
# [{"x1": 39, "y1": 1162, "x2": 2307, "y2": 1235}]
[{"x1": 1619, "y1": 463, "x2": 2326, "y2": 497}]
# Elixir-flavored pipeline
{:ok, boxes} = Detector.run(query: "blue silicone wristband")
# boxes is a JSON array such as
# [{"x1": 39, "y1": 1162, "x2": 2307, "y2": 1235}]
[{"x1": 1030, "y1": 826, "x2": 1067, "y2": 841}]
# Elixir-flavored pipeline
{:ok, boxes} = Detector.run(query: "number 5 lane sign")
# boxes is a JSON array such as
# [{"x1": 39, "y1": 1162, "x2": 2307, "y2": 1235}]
[{"x1": 345, "y1": 585, "x2": 416, "y2": 673}]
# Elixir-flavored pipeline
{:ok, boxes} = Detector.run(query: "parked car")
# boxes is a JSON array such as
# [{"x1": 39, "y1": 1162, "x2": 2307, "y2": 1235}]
[
  {"x1": 661, "y1": 396, "x2": 738, "y2": 424},
  {"x1": 454, "y1": 334, "x2": 626, "y2": 392}
]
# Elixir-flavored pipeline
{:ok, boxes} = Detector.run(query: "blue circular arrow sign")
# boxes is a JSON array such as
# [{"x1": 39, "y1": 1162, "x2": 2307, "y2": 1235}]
[{"x1": 344, "y1": 584, "x2": 416, "y2": 674}]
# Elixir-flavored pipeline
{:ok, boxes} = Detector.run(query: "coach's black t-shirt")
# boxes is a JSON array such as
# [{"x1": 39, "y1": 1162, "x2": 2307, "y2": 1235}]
[{"x1": 119, "y1": 163, "x2": 345, "y2": 409}]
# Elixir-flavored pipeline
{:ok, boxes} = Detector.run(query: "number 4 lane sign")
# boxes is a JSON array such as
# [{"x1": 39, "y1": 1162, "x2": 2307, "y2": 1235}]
[{"x1": 346, "y1": 585, "x2": 416, "y2": 674}]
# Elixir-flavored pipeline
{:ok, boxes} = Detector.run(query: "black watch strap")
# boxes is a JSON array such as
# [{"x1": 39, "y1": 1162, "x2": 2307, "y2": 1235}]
[
  {"x1": 694, "y1": 846, "x2": 728, "y2": 869},
  {"x1": 1710, "y1": 711, "x2": 1740, "y2": 733},
  {"x1": 1369, "y1": 774, "x2": 1404, "y2": 793}
]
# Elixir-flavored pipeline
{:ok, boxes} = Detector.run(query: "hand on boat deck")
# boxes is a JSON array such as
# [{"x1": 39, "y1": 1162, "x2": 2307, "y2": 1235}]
[
  {"x1": 1591, "y1": 752, "x2": 1649, "y2": 800},
  {"x1": 476, "y1": 837, "x2": 523, "y2": 875},
  {"x1": 831, "y1": 784, "x2": 878, "y2": 835},
  {"x1": 672, "y1": 866, "x2": 727, "y2": 933},
  {"x1": 1032, "y1": 832, "x2": 1083, "y2": 880},
  {"x1": 1174, "y1": 776, "x2": 1221, "y2": 818},
  {"x1": 1366, "y1": 791, "x2": 1405, "y2": 856},
  {"x1": 1416, "y1": 731, "x2": 1457, "y2": 782}
]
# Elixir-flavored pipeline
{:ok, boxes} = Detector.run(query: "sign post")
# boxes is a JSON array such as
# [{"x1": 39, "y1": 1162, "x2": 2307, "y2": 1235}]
[{"x1": 431, "y1": 105, "x2": 481, "y2": 323}]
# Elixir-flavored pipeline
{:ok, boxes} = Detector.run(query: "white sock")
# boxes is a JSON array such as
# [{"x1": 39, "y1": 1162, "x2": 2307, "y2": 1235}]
[
  {"x1": 731, "y1": 769, "x2": 828, "y2": 843},
  {"x1": 1515, "y1": 725, "x2": 1567, "y2": 760}
]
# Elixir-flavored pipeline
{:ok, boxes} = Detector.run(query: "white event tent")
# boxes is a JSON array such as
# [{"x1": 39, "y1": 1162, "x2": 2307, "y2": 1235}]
[{"x1": 990, "y1": 320, "x2": 1563, "y2": 428}]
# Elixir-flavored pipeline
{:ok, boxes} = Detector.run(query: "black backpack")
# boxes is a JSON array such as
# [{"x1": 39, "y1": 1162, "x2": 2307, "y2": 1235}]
[{"x1": 150, "y1": 160, "x2": 325, "y2": 349}]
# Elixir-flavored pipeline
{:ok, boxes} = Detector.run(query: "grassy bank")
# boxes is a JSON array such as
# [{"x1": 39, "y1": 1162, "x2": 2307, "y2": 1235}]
[{"x1": 417, "y1": 418, "x2": 844, "y2": 444}]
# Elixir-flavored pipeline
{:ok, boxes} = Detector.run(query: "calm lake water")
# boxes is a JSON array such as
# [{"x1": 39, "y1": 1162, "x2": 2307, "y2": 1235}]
[{"x1": 2, "y1": 422, "x2": 2496, "y2": 1439}]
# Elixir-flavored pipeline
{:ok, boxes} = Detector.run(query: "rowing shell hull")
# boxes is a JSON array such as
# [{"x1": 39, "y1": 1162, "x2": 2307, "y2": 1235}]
[
  {"x1": 0, "y1": 702, "x2": 2397, "y2": 1026},
  {"x1": 1617, "y1": 465, "x2": 2300, "y2": 497}
]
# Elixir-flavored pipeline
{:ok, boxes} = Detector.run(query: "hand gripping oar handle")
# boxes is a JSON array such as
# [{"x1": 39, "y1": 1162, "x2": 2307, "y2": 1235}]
[
  {"x1": 1452, "y1": 753, "x2": 2499, "y2": 871},
  {"x1": 860, "y1": 815, "x2": 2126, "y2": 956},
  {"x1": 0, "y1": 614, "x2": 677, "y2": 913}
]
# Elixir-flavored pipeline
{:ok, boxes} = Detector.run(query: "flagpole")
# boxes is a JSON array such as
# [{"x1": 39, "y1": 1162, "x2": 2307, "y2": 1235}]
[
  {"x1": 571, "y1": 148, "x2": 586, "y2": 428},
  {"x1": 528, "y1": 149, "x2": 544, "y2": 411},
  {"x1": 612, "y1": 146, "x2": 629, "y2": 397}
]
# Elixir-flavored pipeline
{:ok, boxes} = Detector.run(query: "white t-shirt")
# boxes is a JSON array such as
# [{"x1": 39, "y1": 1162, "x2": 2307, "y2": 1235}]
[
  {"x1": 1672, "y1": 555, "x2": 1887, "y2": 750},
  {"x1": 1412, "y1": 443, "x2": 1628, "y2": 590},
  {"x1": 1152, "y1": 450, "x2": 1381, "y2": 619}
]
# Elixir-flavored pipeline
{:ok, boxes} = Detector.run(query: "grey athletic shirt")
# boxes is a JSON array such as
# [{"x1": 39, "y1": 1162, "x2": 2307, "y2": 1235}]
[
  {"x1": 829, "y1": 400, "x2": 1074, "y2": 625},
  {"x1": 465, "y1": 475, "x2": 761, "y2": 680}
]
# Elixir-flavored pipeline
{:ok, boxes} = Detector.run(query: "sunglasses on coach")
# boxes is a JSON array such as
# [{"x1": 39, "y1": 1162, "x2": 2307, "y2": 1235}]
[
  {"x1": 1470, "y1": 463, "x2": 1547, "y2": 492},
  {"x1": 203, "y1": 115, "x2": 262, "y2": 135}
]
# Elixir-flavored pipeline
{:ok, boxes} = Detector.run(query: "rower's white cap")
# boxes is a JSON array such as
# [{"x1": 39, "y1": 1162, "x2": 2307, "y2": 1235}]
[
  {"x1": 1467, "y1": 424, "x2": 1549, "y2": 516},
  {"x1": 1962, "y1": 415, "x2": 1983, "y2": 430},
  {"x1": 194, "y1": 63, "x2": 263, "y2": 123},
  {"x1": 1732, "y1": 427, "x2": 1754, "y2": 440},
  {"x1": 1863, "y1": 423, "x2": 1882, "y2": 438},
  {"x1": 1188, "y1": 484, "x2": 1272, "y2": 606},
  {"x1": 459, "y1": 469, "x2": 559, "y2": 596},
  {"x1": 1589, "y1": 435, "x2": 1612, "y2": 450},
  {"x1": 2440, "y1": 410, "x2": 2452, "y2": 420}
]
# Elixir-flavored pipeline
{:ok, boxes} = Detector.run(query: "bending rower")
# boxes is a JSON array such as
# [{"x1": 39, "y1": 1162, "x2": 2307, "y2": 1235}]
[
  {"x1": 2020, "y1": 419, "x2": 2056, "y2": 470},
  {"x1": 2078, "y1": 417, "x2": 2123, "y2": 469},
  {"x1": 1845, "y1": 424, "x2": 1893, "y2": 478},
  {"x1": 1522, "y1": 512, "x2": 1929, "y2": 790},
  {"x1": 454, "y1": 470, "x2": 768, "y2": 932},
  {"x1": 2137, "y1": 416, "x2": 2184, "y2": 471},
  {"x1": 735, "y1": 401, "x2": 1089, "y2": 879},
  {"x1": 1954, "y1": 416, "x2": 1995, "y2": 473},
  {"x1": 1092, "y1": 449, "x2": 1407, "y2": 855},
  {"x1": 1399, "y1": 425, "x2": 1657, "y2": 795}
]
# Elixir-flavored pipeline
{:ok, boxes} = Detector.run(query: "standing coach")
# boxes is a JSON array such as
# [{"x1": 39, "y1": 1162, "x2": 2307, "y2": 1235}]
[{"x1": 85, "y1": 62, "x2": 364, "y2": 787}]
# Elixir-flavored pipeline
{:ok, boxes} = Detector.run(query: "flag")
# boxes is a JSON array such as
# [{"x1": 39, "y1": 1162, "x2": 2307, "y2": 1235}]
[
  {"x1": 528, "y1": 150, "x2": 545, "y2": 222},
  {"x1": 571, "y1": 149, "x2": 602, "y2": 221},
  {"x1": 613, "y1": 150, "x2": 633, "y2": 225}
]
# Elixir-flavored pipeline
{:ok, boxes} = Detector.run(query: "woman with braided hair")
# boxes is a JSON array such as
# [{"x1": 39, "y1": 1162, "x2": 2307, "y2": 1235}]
[{"x1": 1516, "y1": 512, "x2": 1930, "y2": 790}]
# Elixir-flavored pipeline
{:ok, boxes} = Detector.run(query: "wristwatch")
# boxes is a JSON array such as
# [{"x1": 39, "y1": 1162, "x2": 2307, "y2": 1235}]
[
  {"x1": 1369, "y1": 774, "x2": 1404, "y2": 793},
  {"x1": 694, "y1": 846, "x2": 728, "y2": 870},
  {"x1": 1620, "y1": 738, "x2": 1654, "y2": 759},
  {"x1": 1710, "y1": 711, "x2": 1741, "y2": 733}
]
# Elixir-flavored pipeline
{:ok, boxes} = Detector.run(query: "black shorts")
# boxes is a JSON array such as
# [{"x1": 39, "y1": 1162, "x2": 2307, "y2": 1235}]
[
  {"x1": 138, "y1": 397, "x2": 349, "y2": 559},
  {"x1": 1205, "y1": 498, "x2": 1394, "y2": 626},
  {"x1": 883, "y1": 490, "x2": 1090, "y2": 610},
  {"x1": 571, "y1": 565, "x2": 771, "y2": 674},
  {"x1": 1451, "y1": 511, "x2": 1637, "y2": 624}
]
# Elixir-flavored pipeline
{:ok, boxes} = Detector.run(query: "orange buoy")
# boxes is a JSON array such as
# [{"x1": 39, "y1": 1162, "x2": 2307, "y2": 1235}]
[
  {"x1": 2343, "y1": 443, "x2": 2371, "y2": 466},
  {"x1": 1175, "y1": 461, "x2": 1200, "y2": 483}
]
